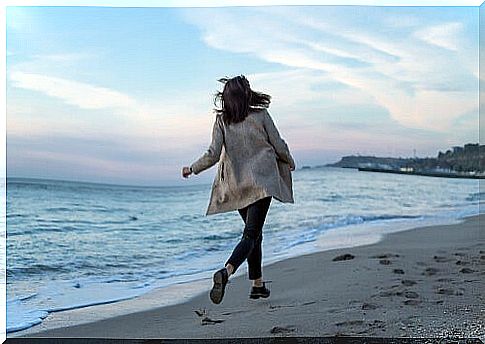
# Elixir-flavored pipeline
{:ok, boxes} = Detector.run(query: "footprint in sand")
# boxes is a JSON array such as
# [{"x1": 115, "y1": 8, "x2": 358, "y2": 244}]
[
  {"x1": 456, "y1": 260, "x2": 470, "y2": 266},
  {"x1": 423, "y1": 267, "x2": 439, "y2": 276},
  {"x1": 378, "y1": 289, "x2": 419, "y2": 299},
  {"x1": 401, "y1": 280, "x2": 417, "y2": 286},
  {"x1": 403, "y1": 299, "x2": 421, "y2": 306},
  {"x1": 194, "y1": 309, "x2": 206, "y2": 317},
  {"x1": 393, "y1": 269, "x2": 405, "y2": 274},
  {"x1": 194, "y1": 308, "x2": 225, "y2": 326},
  {"x1": 367, "y1": 319, "x2": 386, "y2": 329},
  {"x1": 379, "y1": 259, "x2": 392, "y2": 265},
  {"x1": 270, "y1": 326, "x2": 296, "y2": 334},
  {"x1": 327, "y1": 308, "x2": 342, "y2": 314},
  {"x1": 332, "y1": 253, "x2": 355, "y2": 261},
  {"x1": 362, "y1": 302, "x2": 378, "y2": 310},
  {"x1": 370, "y1": 253, "x2": 400, "y2": 259},
  {"x1": 402, "y1": 291, "x2": 419, "y2": 299},
  {"x1": 336, "y1": 320, "x2": 365, "y2": 327},
  {"x1": 433, "y1": 255, "x2": 454, "y2": 263},
  {"x1": 378, "y1": 290, "x2": 400, "y2": 297},
  {"x1": 460, "y1": 267, "x2": 476, "y2": 274},
  {"x1": 436, "y1": 278, "x2": 453, "y2": 282},
  {"x1": 436, "y1": 287, "x2": 455, "y2": 295}
]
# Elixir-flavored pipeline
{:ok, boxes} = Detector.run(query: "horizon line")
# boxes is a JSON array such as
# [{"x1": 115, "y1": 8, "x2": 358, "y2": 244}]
[{"x1": 6, "y1": 176, "x2": 214, "y2": 189}]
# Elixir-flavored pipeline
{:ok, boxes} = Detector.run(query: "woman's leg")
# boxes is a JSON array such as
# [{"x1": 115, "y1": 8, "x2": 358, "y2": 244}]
[
  {"x1": 235, "y1": 206, "x2": 264, "y2": 286},
  {"x1": 223, "y1": 206, "x2": 249, "y2": 276},
  {"x1": 247, "y1": 233, "x2": 263, "y2": 285},
  {"x1": 224, "y1": 196, "x2": 271, "y2": 279}
]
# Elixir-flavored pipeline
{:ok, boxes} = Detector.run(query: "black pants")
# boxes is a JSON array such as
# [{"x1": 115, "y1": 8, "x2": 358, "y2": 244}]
[{"x1": 225, "y1": 196, "x2": 272, "y2": 280}]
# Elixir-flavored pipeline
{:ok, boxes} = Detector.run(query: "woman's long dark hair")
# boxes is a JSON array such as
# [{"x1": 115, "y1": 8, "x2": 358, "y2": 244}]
[{"x1": 213, "y1": 75, "x2": 271, "y2": 125}]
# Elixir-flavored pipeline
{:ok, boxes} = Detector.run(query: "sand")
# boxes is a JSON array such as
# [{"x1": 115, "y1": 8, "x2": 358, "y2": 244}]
[{"x1": 12, "y1": 214, "x2": 484, "y2": 340}]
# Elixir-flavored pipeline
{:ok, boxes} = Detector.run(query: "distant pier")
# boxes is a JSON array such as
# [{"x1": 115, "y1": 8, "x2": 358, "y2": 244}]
[{"x1": 357, "y1": 167, "x2": 484, "y2": 179}]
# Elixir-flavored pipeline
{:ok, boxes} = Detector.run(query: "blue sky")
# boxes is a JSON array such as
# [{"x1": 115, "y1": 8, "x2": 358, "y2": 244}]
[{"x1": 6, "y1": 5, "x2": 479, "y2": 186}]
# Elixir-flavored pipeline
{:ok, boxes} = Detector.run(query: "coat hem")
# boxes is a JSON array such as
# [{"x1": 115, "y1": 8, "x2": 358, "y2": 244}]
[{"x1": 204, "y1": 190, "x2": 293, "y2": 216}]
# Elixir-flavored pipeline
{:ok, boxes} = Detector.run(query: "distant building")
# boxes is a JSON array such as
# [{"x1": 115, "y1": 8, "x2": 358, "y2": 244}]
[
  {"x1": 452, "y1": 146, "x2": 464, "y2": 153},
  {"x1": 433, "y1": 166, "x2": 453, "y2": 173},
  {"x1": 359, "y1": 163, "x2": 394, "y2": 170}
]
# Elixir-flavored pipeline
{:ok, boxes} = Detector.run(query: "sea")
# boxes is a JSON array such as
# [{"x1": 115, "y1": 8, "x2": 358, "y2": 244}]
[{"x1": 6, "y1": 167, "x2": 484, "y2": 333}]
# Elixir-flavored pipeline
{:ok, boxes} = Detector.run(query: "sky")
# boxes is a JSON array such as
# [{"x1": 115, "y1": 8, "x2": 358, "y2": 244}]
[{"x1": 6, "y1": 5, "x2": 479, "y2": 186}]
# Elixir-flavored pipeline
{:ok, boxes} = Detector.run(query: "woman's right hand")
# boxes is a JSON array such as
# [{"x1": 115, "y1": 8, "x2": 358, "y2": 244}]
[{"x1": 182, "y1": 166, "x2": 192, "y2": 178}]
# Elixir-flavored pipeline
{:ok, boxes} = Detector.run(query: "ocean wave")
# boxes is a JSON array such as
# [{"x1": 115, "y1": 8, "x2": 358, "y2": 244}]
[
  {"x1": 202, "y1": 232, "x2": 240, "y2": 241},
  {"x1": 317, "y1": 214, "x2": 423, "y2": 229},
  {"x1": 360, "y1": 214, "x2": 422, "y2": 221},
  {"x1": 6, "y1": 279, "x2": 155, "y2": 333},
  {"x1": 6, "y1": 213, "x2": 29, "y2": 218},
  {"x1": 7, "y1": 265, "x2": 71, "y2": 278},
  {"x1": 317, "y1": 194, "x2": 343, "y2": 202},
  {"x1": 273, "y1": 213, "x2": 424, "y2": 253},
  {"x1": 465, "y1": 191, "x2": 485, "y2": 202}
]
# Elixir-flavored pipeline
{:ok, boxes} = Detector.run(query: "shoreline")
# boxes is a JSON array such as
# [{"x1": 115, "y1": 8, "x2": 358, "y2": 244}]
[
  {"x1": 12, "y1": 212, "x2": 484, "y2": 339},
  {"x1": 8, "y1": 211, "x2": 451, "y2": 335}
]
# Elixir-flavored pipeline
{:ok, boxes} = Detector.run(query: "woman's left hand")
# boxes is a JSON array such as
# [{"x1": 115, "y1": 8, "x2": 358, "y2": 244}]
[{"x1": 182, "y1": 166, "x2": 192, "y2": 178}]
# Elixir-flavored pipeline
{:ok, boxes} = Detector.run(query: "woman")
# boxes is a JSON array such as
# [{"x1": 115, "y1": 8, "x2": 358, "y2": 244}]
[{"x1": 182, "y1": 75, "x2": 296, "y2": 305}]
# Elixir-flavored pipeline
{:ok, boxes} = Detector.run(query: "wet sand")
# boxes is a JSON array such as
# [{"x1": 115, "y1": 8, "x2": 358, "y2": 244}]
[{"x1": 13, "y1": 214, "x2": 484, "y2": 339}]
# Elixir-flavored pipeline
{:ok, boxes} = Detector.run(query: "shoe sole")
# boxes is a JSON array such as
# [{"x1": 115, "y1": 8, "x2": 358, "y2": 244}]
[
  {"x1": 210, "y1": 270, "x2": 226, "y2": 304},
  {"x1": 249, "y1": 292, "x2": 270, "y2": 299}
]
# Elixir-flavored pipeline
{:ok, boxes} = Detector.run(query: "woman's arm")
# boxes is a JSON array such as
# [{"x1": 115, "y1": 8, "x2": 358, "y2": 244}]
[
  {"x1": 263, "y1": 109, "x2": 296, "y2": 170},
  {"x1": 189, "y1": 116, "x2": 224, "y2": 175}
]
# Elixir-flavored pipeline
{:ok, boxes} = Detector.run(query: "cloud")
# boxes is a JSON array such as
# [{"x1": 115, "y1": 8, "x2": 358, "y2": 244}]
[
  {"x1": 182, "y1": 7, "x2": 478, "y2": 133},
  {"x1": 30, "y1": 52, "x2": 98, "y2": 62},
  {"x1": 7, "y1": 67, "x2": 223, "y2": 175},
  {"x1": 414, "y1": 22, "x2": 464, "y2": 51},
  {"x1": 8, "y1": 69, "x2": 217, "y2": 140},
  {"x1": 9, "y1": 71, "x2": 137, "y2": 110},
  {"x1": 246, "y1": 69, "x2": 375, "y2": 117}
]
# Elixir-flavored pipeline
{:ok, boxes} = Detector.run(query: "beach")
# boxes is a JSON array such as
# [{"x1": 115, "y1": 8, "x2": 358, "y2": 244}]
[{"x1": 12, "y1": 213, "x2": 484, "y2": 340}]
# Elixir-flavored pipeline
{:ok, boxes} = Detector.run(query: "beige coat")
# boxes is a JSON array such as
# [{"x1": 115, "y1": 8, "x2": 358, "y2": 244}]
[{"x1": 190, "y1": 108, "x2": 295, "y2": 215}]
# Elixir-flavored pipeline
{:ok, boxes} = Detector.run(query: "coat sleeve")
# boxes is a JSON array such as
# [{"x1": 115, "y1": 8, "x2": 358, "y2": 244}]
[
  {"x1": 263, "y1": 109, "x2": 296, "y2": 169},
  {"x1": 190, "y1": 116, "x2": 224, "y2": 175}
]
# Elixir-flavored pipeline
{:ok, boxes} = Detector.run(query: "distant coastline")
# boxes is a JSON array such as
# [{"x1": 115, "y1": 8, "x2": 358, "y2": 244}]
[{"x1": 312, "y1": 143, "x2": 485, "y2": 179}]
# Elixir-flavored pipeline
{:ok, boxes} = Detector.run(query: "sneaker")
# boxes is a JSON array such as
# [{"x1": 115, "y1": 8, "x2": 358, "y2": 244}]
[
  {"x1": 249, "y1": 281, "x2": 271, "y2": 299},
  {"x1": 209, "y1": 268, "x2": 229, "y2": 304}
]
